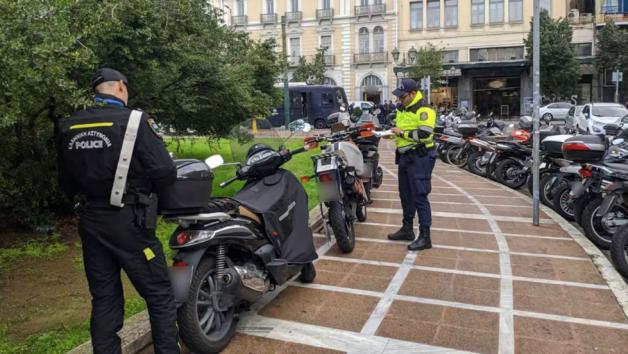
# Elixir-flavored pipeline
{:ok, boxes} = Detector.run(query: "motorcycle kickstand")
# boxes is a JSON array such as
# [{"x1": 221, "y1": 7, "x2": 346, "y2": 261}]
[{"x1": 319, "y1": 203, "x2": 332, "y2": 243}]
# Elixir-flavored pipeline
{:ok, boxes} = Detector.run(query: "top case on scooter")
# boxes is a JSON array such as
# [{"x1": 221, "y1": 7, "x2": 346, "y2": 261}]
[
  {"x1": 542, "y1": 135, "x2": 573, "y2": 158},
  {"x1": 234, "y1": 169, "x2": 318, "y2": 264}
]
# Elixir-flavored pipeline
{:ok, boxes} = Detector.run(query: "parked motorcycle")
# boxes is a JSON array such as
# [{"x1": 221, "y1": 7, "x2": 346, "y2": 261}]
[
  {"x1": 559, "y1": 125, "x2": 628, "y2": 248},
  {"x1": 164, "y1": 120, "x2": 318, "y2": 353}
]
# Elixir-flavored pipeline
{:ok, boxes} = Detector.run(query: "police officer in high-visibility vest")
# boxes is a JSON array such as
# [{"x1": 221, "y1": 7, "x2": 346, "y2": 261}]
[{"x1": 387, "y1": 78, "x2": 437, "y2": 251}]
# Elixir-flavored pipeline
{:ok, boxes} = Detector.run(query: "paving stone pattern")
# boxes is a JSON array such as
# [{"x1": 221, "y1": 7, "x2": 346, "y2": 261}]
[{"x1": 153, "y1": 140, "x2": 628, "y2": 354}]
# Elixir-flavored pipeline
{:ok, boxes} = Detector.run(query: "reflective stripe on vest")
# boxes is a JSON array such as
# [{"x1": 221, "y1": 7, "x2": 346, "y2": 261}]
[{"x1": 394, "y1": 98, "x2": 436, "y2": 149}]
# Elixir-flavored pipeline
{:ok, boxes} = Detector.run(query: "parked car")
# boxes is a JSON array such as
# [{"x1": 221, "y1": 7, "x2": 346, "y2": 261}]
[
  {"x1": 267, "y1": 85, "x2": 349, "y2": 129},
  {"x1": 567, "y1": 105, "x2": 585, "y2": 132},
  {"x1": 577, "y1": 103, "x2": 628, "y2": 134},
  {"x1": 348, "y1": 101, "x2": 375, "y2": 115},
  {"x1": 539, "y1": 102, "x2": 573, "y2": 121}
]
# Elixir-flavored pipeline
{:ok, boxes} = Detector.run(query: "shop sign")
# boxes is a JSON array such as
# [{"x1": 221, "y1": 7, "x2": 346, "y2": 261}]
[{"x1": 442, "y1": 68, "x2": 462, "y2": 77}]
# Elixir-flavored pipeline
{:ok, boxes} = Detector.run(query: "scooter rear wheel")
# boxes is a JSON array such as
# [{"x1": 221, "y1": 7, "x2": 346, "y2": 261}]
[{"x1": 178, "y1": 257, "x2": 237, "y2": 354}]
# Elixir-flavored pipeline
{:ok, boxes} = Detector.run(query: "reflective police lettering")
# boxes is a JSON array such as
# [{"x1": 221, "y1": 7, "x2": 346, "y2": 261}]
[
  {"x1": 75, "y1": 140, "x2": 103, "y2": 149},
  {"x1": 67, "y1": 130, "x2": 112, "y2": 150}
]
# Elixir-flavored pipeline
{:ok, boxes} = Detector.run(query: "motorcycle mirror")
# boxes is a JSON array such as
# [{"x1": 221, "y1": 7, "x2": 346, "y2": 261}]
[
  {"x1": 205, "y1": 155, "x2": 224, "y2": 169},
  {"x1": 287, "y1": 119, "x2": 305, "y2": 132}
]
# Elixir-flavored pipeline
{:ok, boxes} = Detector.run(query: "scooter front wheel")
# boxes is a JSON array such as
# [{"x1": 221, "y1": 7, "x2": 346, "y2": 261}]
[{"x1": 329, "y1": 201, "x2": 355, "y2": 253}]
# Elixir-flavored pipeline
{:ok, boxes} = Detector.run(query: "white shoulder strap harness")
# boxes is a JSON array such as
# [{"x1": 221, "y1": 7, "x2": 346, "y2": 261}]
[{"x1": 110, "y1": 110, "x2": 143, "y2": 207}]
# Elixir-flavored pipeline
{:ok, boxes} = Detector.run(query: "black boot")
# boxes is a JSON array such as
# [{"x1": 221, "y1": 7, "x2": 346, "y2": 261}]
[
  {"x1": 387, "y1": 226, "x2": 415, "y2": 241},
  {"x1": 408, "y1": 227, "x2": 432, "y2": 251}
]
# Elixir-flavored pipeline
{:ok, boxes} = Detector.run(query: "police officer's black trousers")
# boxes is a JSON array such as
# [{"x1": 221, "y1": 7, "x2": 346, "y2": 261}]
[
  {"x1": 78, "y1": 204, "x2": 179, "y2": 354},
  {"x1": 398, "y1": 148, "x2": 437, "y2": 229}
]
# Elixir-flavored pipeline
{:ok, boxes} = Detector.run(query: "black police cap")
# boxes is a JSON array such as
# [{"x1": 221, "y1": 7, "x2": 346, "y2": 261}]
[{"x1": 91, "y1": 68, "x2": 129, "y2": 91}]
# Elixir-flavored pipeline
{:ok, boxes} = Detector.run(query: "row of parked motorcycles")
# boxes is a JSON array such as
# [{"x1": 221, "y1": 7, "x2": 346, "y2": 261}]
[
  {"x1": 157, "y1": 114, "x2": 391, "y2": 353},
  {"x1": 436, "y1": 112, "x2": 628, "y2": 280}
]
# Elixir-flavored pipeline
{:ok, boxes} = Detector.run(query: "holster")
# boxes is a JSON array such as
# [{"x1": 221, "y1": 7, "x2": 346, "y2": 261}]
[{"x1": 134, "y1": 193, "x2": 158, "y2": 230}]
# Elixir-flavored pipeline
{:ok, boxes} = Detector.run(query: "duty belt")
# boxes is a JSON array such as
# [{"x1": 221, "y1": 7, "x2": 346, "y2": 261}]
[
  {"x1": 397, "y1": 144, "x2": 434, "y2": 156},
  {"x1": 84, "y1": 193, "x2": 146, "y2": 207}
]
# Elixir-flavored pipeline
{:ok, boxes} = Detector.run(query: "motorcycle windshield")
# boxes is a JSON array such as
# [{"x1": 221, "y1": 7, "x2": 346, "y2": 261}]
[{"x1": 234, "y1": 170, "x2": 318, "y2": 264}]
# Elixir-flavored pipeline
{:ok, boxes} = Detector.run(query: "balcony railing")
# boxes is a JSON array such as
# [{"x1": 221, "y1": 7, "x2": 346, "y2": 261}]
[
  {"x1": 285, "y1": 11, "x2": 302, "y2": 22},
  {"x1": 354, "y1": 52, "x2": 387, "y2": 64},
  {"x1": 355, "y1": 4, "x2": 385, "y2": 17},
  {"x1": 317, "y1": 8, "x2": 334, "y2": 20},
  {"x1": 568, "y1": 13, "x2": 593, "y2": 25},
  {"x1": 231, "y1": 15, "x2": 247, "y2": 26},
  {"x1": 260, "y1": 13, "x2": 277, "y2": 25}
]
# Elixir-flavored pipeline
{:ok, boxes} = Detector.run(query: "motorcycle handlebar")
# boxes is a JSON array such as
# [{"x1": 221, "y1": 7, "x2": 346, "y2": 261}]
[{"x1": 219, "y1": 175, "x2": 239, "y2": 188}]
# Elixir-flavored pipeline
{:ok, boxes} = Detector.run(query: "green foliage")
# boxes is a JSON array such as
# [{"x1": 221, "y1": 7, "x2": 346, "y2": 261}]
[
  {"x1": 595, "y1": 21, "x2": 628, "y2": 93},
  {"x1": 0, "y1": 294, "x2": 148, "y2": 354},
  {"x1": 409, "y1": 43, "x2": 443, "y2": 86},
  {"x1": 0, "y1": 235, "x2": 68, "y2": 269},
  {"x1": 291, "y1": 47, "x2": 328, "y2": 84},
  {"x1": 524, "y1": 10, "x2": 580, "y2": 99},
  {"x1": 0, "y1": 0, "x2": 283, "y2": 229}
]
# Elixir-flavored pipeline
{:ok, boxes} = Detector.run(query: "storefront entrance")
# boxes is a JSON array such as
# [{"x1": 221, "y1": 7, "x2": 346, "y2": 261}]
[
  {"x1": 431, "y1": 85, "x2": 458, "y2": 112},
  {"x1": 473, "y1": 77, "x2": 521, "y2": 118}
]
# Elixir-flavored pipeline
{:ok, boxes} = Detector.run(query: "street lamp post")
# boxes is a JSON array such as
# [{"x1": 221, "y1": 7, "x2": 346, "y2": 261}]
[
  {"x1": 281, "y1": 15, "x2": 290, "y2": 129},
  {"x1": 408, "y1": 46, "x2": 417, "y2": 65},
  {"x1": 392, "y1": 47, "x2": 401, "y2": 88},
  {"x1": 532, "y1": 0, "x2": 541, "y2": 225}
]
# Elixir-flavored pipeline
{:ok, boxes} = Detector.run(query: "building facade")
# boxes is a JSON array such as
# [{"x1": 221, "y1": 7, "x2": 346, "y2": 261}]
[{"x1": 218, "y1": 1, "x2": 609, "y2": 117}]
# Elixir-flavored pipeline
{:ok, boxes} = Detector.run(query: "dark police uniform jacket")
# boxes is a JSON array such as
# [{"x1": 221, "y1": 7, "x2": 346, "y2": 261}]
[{"x1": 58, "y1": 94, "x2": 176, "y2": 200}]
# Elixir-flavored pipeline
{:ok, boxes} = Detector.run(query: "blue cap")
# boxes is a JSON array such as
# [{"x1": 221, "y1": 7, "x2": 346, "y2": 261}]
[{"x1": 392, "y1": 78, "x2": 418, "y2": 97}]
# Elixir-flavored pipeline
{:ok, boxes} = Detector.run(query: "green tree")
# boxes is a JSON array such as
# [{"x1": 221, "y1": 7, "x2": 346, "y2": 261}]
[
  {"x1": 409, "y1": 43, "x2": 443, "y2": 86},
  {"x1": 291, "y1": 47, "x2": 327, "y2": 84},
  {"x1": 0, "y1": 0, "x2": 282, "y2": 228},
  {"x1": 524, "y1": 10, "x2": 580, "y2": 100},
  {"x1": 595, "y1": 20, "x2": 628, "y2": 94}
]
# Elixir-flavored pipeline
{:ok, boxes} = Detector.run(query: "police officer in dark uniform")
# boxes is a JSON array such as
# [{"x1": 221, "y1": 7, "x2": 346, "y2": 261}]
[
  {"x1": 58, "y1": 68, "x2": 179, "y2": 354},
  {"x1": 387, "y1": 79, "x2": 437, "y2": 251}
]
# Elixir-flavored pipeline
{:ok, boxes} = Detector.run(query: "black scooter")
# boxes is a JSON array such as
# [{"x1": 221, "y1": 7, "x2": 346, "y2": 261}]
[{"x1": 165, "y1": 121, "x2": 319, "y2": 353}]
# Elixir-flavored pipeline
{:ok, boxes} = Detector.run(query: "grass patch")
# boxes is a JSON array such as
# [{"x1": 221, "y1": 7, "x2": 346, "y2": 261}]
[
  {"x1": 165, "y1": 136, "x2": 320, "y2": 209},
  {"x1": 0, "y1": 234, "x2": 67, "y2": 269},
  {"x1": 0, "y1": 293, "x2": 147, "y2": 354}
]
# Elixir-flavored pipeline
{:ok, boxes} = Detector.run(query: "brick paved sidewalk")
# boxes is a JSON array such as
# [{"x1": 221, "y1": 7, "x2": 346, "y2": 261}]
[{"x1": 149, "y1": 140, "x2": 628, "y2": 354}]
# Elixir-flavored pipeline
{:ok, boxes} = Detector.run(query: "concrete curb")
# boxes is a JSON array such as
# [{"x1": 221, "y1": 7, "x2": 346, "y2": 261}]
[
  {"x1": 68, "y1": 206, "x2": 325, "y2": 353},
  {"x1": 67, "y1": 312, "x2": 151, "y2": 354}
]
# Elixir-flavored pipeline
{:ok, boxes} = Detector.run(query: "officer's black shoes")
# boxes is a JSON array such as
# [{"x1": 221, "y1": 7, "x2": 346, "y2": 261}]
[
  {"x1": 387, "y1": 227, "x2": 415, "y2": 241},
  {"x1": 408, "y1": 227, "x2": 432, "y2": 251}
]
